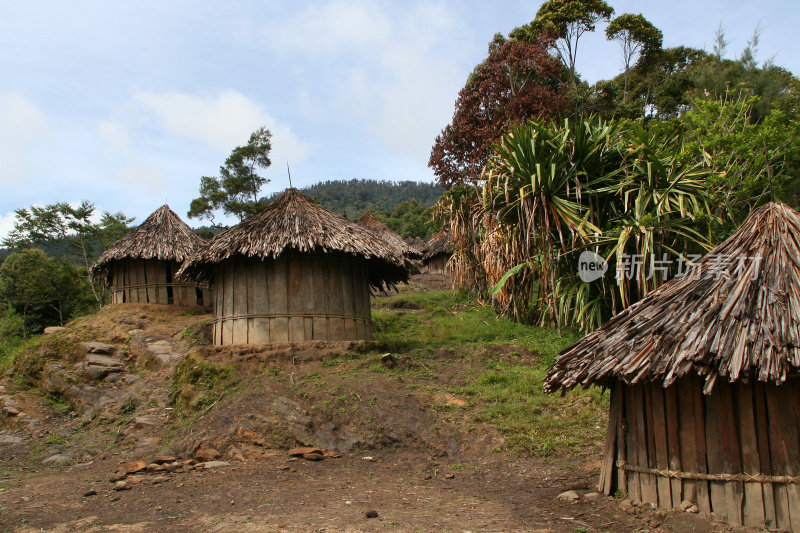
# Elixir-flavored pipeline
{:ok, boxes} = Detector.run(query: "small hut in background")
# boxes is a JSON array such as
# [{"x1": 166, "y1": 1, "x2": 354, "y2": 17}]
[
  {"x1": 404, "y1": 236, "x2": 425, "y2": 257},
  {"x1": 544, "y1": 203, "x2": 800, "y2": 530},
  {"x1": 422, "y1": 230, "x2": 452, "y2": 274},
  {"x1": 177, "y1": 189, "x2": 408, "y2": 345},
  {"x1": 91, "y1": 205, "x2": 209, "y2": 307},
  {"x1": 356, "y1": 211, "x2": 421, "y2": 259}
]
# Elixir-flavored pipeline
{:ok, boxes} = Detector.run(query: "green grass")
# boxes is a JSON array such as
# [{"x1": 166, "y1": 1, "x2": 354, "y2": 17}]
[
  {"x1": 374, "y1": 289, "x2": 605, "y2": 457},
  {"x1": 0, "y1": 335, "x2": 36, "y2": 374},
  {"x1": 373, "y1": 290, "x2": 580, "y2": 364},
  {"x1": 458, "y1": 360, "x2": 608, "y2": 456}
]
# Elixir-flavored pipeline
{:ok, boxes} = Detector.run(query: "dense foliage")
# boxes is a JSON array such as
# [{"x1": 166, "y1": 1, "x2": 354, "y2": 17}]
[
  {"x1": 281, "y1": 179, "x2": 443, "y2": 221},
  {"x1": 188, "y1": 127, "x2": 273, "y2": 223},
  {"x1": 428, "y1": 36, "x2": 566, "y2": 187}
]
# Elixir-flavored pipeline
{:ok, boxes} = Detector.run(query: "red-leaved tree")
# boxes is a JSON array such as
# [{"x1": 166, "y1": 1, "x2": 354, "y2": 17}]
[{"x1": 429, "y1": 35, "x2": 567, "y2": 188}]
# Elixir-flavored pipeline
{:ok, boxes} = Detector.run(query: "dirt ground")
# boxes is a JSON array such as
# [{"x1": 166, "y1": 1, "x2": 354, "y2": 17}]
[{"x1": 0, "y1": 275, "x2": 751, "y2": 532}]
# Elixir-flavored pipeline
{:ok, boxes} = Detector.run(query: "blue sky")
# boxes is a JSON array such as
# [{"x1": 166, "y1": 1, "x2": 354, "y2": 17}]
[{"x1": 1, "y1": 0, "x2": 798, "y2": 234}]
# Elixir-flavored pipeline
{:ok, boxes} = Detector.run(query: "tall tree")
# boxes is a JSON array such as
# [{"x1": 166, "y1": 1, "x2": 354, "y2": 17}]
[
  {"x1": 516, "y1": 0, "x2": 614, "y2": 89},
  {"x1": 188, "y1": 126, "x2": 272, "y2": 223},
  {"x1": 605, "y1": 13, "x2": 662, "y2": 102},
  {"x1": 0, "y1": 249, "x2": 85, "y2": 336},
  {"x1": 3, "y1": 201, "x2": 134, "y2": 304},
  {"x1": 429, "y1": 35, "x2": 565, "y2": 188}
]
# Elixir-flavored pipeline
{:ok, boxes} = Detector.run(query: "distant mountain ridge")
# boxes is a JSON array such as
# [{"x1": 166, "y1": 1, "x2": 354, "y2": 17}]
[{"x1": 270, "y1": 179, "x2": 443, "y2": 220}]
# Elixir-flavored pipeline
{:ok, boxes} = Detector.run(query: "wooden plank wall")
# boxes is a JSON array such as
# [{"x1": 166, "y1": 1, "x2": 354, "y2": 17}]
[
  {"x1": 212, "y1": 253, "x2": 373, "y2": 345},
  {"x1": 424, "y1": 255, "x2": 448, "y2": 274},
  {"x1": 601, "y1": 377, "x2": 800, "y2": 530},
  {"x1": 110, "y1": 260, "x2": 209, "y2": 308}
]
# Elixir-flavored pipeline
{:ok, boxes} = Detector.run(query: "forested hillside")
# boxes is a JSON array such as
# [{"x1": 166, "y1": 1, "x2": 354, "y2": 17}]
[{"x1": 279, "y1": 179, "x2": 443, "y2": 220}]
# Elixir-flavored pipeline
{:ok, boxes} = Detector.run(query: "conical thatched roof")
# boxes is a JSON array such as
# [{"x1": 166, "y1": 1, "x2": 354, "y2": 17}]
[
  {"x1": 545, "y1": 202, "x2": 800, "y2": 395},
  {"x1": 422, "y1": 230, "x2": 452, "y2": 262},
  {"x1": 177, "y1": 188, "x2": 408, "y2": 290},
  {"x1": 90, "y1": 205, "x2": 204, "y2": 281},
  {"x1": 356, "y1": 212, "x2": 421, "y2": 259}
]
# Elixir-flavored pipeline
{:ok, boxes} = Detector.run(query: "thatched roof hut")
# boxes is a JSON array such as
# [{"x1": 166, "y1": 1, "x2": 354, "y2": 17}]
[
  {"x1": 544, "y1": 202, "x2": 800, "y2": 529},
  {"x1": 356, "y1": 211, "x2": 421, "y2": 259},
  {"x1": 178, "y1": 188, "x2": 408, "y2": 345},
  {"x1": 422, "y1": 230, "x2": 452, "y2": 274},
  {"x1": 90, "y1": 205, "x2": 209, "y2": 307}
]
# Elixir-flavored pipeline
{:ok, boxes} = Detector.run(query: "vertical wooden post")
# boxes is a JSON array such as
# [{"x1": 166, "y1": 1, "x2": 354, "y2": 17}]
[{"x1": 664, "y1": 384, "x2": 682, "y2": 507}]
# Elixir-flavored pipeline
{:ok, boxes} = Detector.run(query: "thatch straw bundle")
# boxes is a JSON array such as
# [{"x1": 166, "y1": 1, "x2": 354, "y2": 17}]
[
  {"x1": 422, "y1": 230, "x2": 452, "y2": 262},
  {"x1": 178, "y1": 189, "x2": 408, "y2": 290},
  {"x1": 356, "y1": 212, "x2": 421, "y2": 259},
  {"x1": 90, "y1": 205, "x2": 204, "y2": 282},
  {"x1": 545, "y1": 202, "x2": 800, "y2": 394}
]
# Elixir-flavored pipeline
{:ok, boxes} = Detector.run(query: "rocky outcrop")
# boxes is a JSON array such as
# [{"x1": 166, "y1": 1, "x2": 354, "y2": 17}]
[{"x1": 130, "y1": 335, "x2": 184, "y2": 371}]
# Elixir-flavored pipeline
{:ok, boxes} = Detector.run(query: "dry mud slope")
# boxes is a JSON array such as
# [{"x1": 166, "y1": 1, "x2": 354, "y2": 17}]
[{"x1": 0, "y1": 277, "x2": 745, "y2": 532}]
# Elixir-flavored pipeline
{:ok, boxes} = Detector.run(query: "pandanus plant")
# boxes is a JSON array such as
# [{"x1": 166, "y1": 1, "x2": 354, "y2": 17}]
[
  {"x1": 482, "y1": 117, "x2": 715, "y2": 332},
  {"x1": 481, "y1": 117, "x2": 619, "y2": 330}
]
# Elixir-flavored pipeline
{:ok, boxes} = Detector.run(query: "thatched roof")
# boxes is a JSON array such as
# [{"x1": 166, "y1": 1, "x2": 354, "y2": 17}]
[
  {"x1": 177, "y1": 188, "x2": 408, "y2": 290},
  {"x1": 422, "y1": 230, "x2": 452, "y2": 262},
  {"x1": 356, "y1": 212, "x2": 421, "y2": 259},
  {"x1": 545, "y1": 202, "x2": 800, "y2": 394},
  {"x1": 91, "y1": 205, "x2": 204, "y2": 281}
]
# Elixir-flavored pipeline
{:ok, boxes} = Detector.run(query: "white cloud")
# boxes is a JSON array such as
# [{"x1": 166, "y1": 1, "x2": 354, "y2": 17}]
[
  {"x1": 263, "y1": 1, "x2": 465, "y2": 163},
  {"x1": 97, "y1": 120, "x2": 130, "y2": 153},
  {"x1": 0, "y1": 211, "x2": 17, "y2": 241},
  {"x1": 266, "y1": 1, "x2": 392, "y2": 55},
  {"x1": 115, "y1": 162, "x2": 167, "y2": 195},
  {"x1": 0, "y1": 92, "x2": 49, "y2": 185},
  {"x1": 133, "y1": 89, "x2": 311, "y2": 167}
]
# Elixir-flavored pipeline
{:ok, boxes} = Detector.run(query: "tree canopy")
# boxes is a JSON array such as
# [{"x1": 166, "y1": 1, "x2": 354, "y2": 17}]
[
  {"x1": 188, "y1": 126, "x2": 272, "y2": 223},
  {"x1": 429, "y1": 35, "x2": 565, "y2": 188}
]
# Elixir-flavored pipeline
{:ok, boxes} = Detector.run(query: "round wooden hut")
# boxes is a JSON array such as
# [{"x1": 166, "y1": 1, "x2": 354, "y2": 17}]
[
  {"x1": 422, "y1": 230, "x2": 452, "y2": 274},
  {"x1": 356, "y1": 212, "x2": 421, "y2": 259},
  {"x1": 544, "y1": 202, "x2": 800, "y2": 530},
  {"x1": 177, "y1": 189, "x2": 408, "y2": 345},
  {"x1": 90, "y1": 205, "x2": 209, "y2": 307}
]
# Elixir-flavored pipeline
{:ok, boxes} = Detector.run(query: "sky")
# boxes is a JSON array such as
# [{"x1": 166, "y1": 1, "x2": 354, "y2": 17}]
[{"x1": 1, "y1": 0, "x2": 798, "y2": 235}]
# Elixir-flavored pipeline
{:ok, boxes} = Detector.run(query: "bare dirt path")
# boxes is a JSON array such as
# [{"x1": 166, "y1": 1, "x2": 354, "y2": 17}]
[{"x1": 0, "y1": 274, "x2": 744, "y2": 532}]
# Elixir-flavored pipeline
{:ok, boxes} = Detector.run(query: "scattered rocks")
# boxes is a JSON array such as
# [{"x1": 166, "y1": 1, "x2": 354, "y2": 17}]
[
  {"x1": 444, "y1": 473, "x2": 455, "y2": 479},
  {"x1": 557, "y1": 490, "x2": 580, "y2": 503},
  {"x1": 194, "y1": 447, "x2": 221, "y2": 462},
  {"x1": 151, "y1": 475, "x2": 170, "y2": 484},
  {"x1": 118, "y1": 460, "x2": 148, "y2": 474},
  {"x1": 619, "y1": 499, "x2": 638, "y2": 515},
  {"x1": 132, "y1": 415, "x2": 162, "y2": 431},
  {"x1": 130, "y1": 336, "x2": 183, "y2": 371},
  {"x1": 42, "y1": 453, "x2": 73, "y2": 465},
  {"x1": 1, "y1": 396, "x2": 21, "y2": 416},
  {"x1": 302, "y1": 452, "x2": 324, "y2": 461},
  {"x1": 113, "y1": 481, "x2": 131, "y2": 491},
  {"x1": 195, "y1": 460, "x2": 231, "y2": 470},
  {"x1": 678, "y1": 499, "x2": 694, "y2": 511},
  {"x1": 153, "y1": 455, "x2": 176, "y2": 464},
  {"x1": 0, "y1": 431, "x2": 23, "y2": 445},
  {"x1": 365, "y1": 510, "x2": 379, "y2": 519},
  {"x1": 83, "y1": 489, "x2": 97, "y2": 497},
  {"x1": 583, "y1": 491, "x2": 601, "y2": 502},
  {"x1": 80, "y1": 342, "x2": 117, "y2": 356},
  {"x1": 288, "y1": 447, "x2": 323, "y2": 457},
  {"x1": 76, "y1": 354, "x2": 125, "y2": 380}
]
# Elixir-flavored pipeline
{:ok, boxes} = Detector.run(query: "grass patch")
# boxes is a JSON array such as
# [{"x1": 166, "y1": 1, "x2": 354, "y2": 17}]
[
  {"x1": 0, "y1": 336, "x2": 37, "y2": 374},
  {"x1": 373, "y1": 290, "x2": 580, "y2": 364},
  {"x1": 374, "y1": 289, "x2": 602, "y2": 457},
  {"x1": 171, "y1": 352, "x2": 239, "y2": 413},
  {"x1": 459, "y1": 361, "x2": 608, "y2": 456}
]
